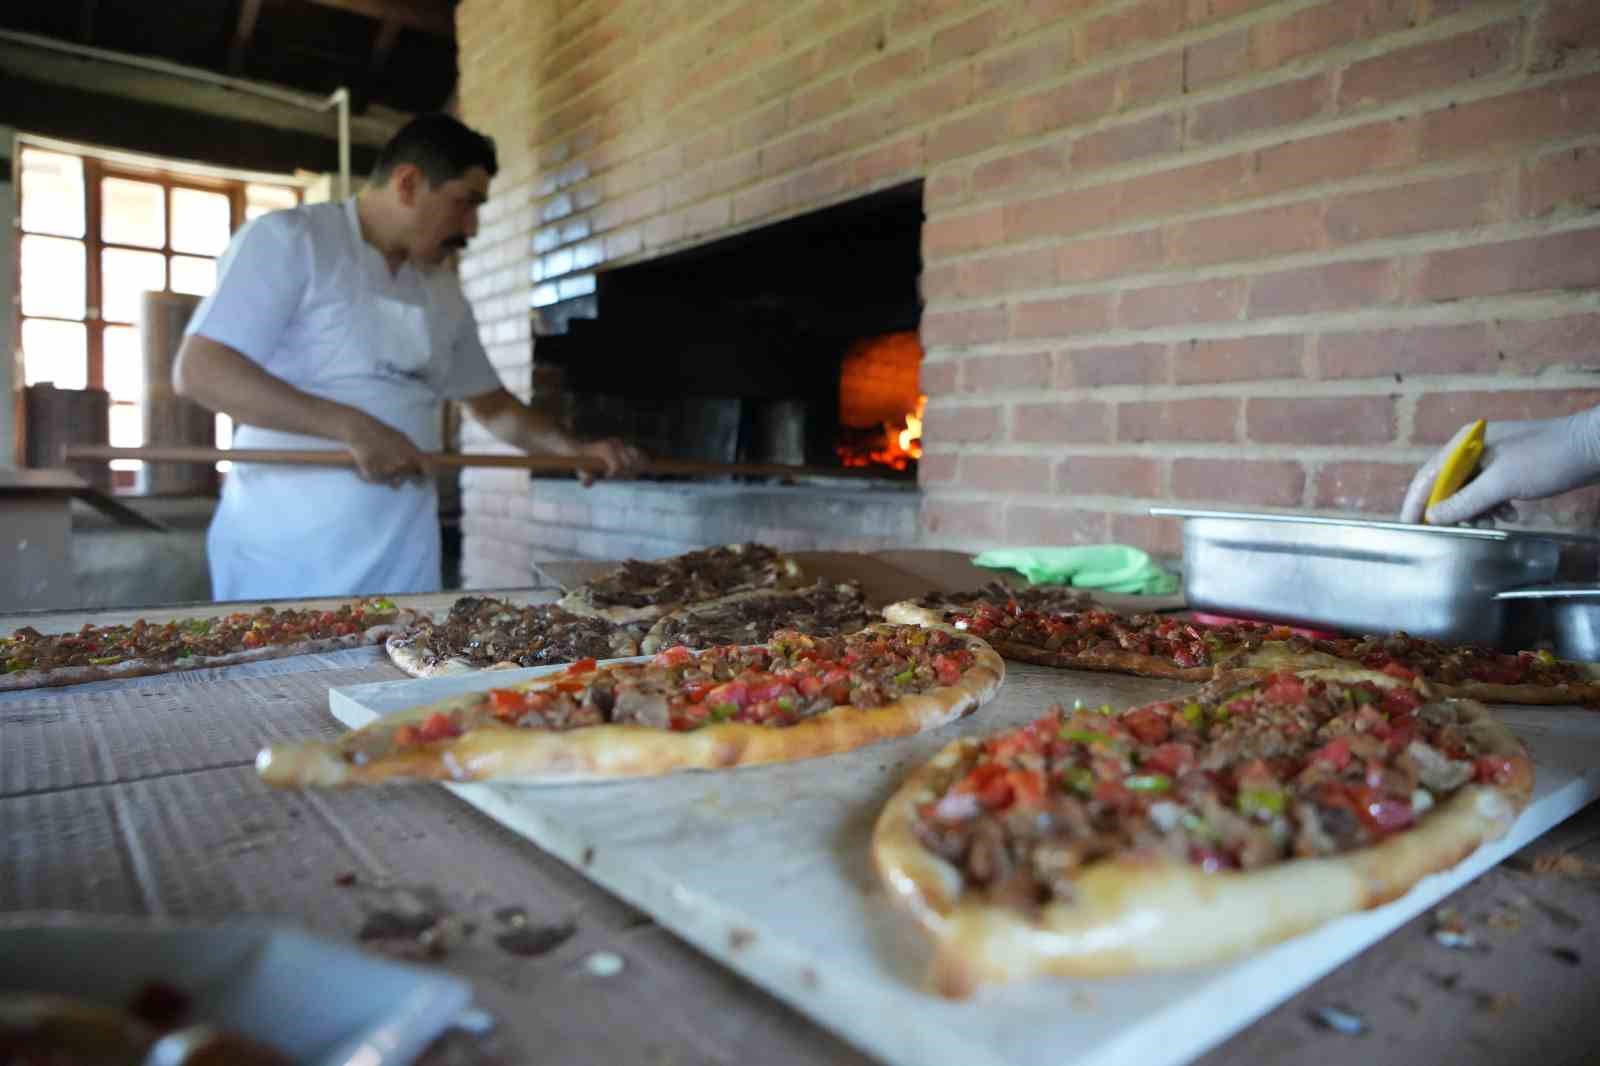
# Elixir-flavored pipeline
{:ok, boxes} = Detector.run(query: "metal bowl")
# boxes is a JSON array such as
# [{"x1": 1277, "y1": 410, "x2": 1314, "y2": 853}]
[{"x1": 1494, "y1": 584, "x2": 1600, "y2": 662}]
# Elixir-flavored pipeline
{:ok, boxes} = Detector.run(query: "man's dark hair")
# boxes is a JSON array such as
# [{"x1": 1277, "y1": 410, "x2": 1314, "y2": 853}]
[{"x1": 369, "y1": 113, "x2": 498, "y2": 186}]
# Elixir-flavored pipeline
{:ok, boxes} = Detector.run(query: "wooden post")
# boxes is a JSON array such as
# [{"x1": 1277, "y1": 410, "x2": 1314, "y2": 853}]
[{"x1": 139, "y1": 291, "x2": 214, "y2": 495}]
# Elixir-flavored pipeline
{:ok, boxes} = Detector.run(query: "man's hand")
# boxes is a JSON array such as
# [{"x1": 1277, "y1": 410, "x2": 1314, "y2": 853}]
[
  {"x1": 1399, "y1": 411, "x2": 1600, "y2": 524},
  {"x1": 575, "y1": 437, "x2": 647, "y2": 486},
  {"x1": 337, "y1": 409, "x2": 429, "y2": 487}
]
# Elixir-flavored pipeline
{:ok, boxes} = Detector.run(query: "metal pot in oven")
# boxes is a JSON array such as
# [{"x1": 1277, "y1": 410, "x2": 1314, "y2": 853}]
[{"x1": 1150, "y1": 508, "x2": 1597, "y2": 649}]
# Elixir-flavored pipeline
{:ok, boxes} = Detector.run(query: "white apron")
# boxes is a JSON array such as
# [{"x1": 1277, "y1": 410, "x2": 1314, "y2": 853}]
[{"x1": 207, "y1": 285, "x2": 446, "y2": 601}]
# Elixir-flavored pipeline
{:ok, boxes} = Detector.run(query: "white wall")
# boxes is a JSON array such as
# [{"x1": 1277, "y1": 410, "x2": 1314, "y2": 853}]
[{"x1": 1, "y1": 124, "x2": 15, "y2": 468}]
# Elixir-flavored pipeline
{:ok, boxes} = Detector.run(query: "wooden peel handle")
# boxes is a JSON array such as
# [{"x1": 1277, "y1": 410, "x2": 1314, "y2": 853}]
[{"x1": 61, "y1": 444, "x2": 894, "y2": 481}]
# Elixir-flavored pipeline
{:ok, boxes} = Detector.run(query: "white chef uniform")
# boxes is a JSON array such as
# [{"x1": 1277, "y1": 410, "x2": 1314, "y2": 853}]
[{"x1": 184, "y1": 198, "x2": 503, "y2": 600}]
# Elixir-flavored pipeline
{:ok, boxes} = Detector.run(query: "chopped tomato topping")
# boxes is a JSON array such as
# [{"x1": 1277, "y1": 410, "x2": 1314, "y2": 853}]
[
  {"x1": 241, "y1": 631, "x2": 263, "y2": 648},
  {"x1": 1475, "y1": 754, "x2": 1518, "y2": 785},
  {"x1": 652, "y1": 646, "x2": 694, "y2": 667},
  {"x1": 1353, "y1": 786, "x2": 1413, "y2": 833},
  {"x1": 932, "y1": 653, "x2": 964, "y2": 686},
  {"x1": 1379, "y1": 660, "x2": 1419, "y2": 681},
  {"x1": 1310, "y1": 736, "x2": 1352, "y2": 770},
  {"x1": 393, "y1": 724, "x2": 421, "y2": 747},
  {"x1": 1261, "y1": 674, "x2": 1307, "y2": 704},
  {"x1": 1143, "y1": 741, "x2": 1195, "y2": 776},
  {"x1": 417, "y1": 712, "x2": 461, "y2": 742},
  {"x1": 488, "y1": 688, "x2": 526, "y2": 719},
  {"x1": 704, "y1": 681, "x2": 749, "y2": 710},
  {"x1": 565, "y1": 658, "x2": 598, "y2": 675},
  {"x1": 1121, "y1": 707, "x2": 1170, "y2": 745},
  {"x1": 1380, "y1": 686, "x2": 1423, "y2": 716}
]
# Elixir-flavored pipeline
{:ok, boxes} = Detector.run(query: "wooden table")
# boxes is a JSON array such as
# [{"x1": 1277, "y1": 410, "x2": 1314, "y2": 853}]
[{"x1": 4, "y1": 572, "x2": 1600, "y2": 1065}]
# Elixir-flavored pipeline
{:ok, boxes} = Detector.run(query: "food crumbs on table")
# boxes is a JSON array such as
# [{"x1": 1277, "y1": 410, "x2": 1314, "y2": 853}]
[
  {"x1": 583, "y1": 951, "x2": 625, "y2": 977},
  {"x1": 800, "y1": 967, "x2": 820, "y2": 989},
  {"x1": 1307, "y1": 1005, "x2": 1367, "y2": 1036},
  {"x1": 1548, "y1": 946, "x2": 1582, "y2": 965},
  {"x1": 1474, "y1": 992, "x2": 1517, "y2": 1015},
  {"x1": 494, "y1": 905, "x2": 528, "y2": 927},
  {"x1": 496, "y1": 922, "x2": 576, "y2": 958},
  {"x1": 583, "y1": 847, "x2": 596, "y2": 866},
  {"x1": 334, "y1": 871, "x2": 358, "y2": 887},
  {"x1": 1530, "y1": 851, "x2": 1600, "y2": 878},
  {"x1": 729, "y1": 928, "x2": 756, "y2": 951},
  {"x1": 1429, "y1": 907, "x2": 1484, "y2": 951}
]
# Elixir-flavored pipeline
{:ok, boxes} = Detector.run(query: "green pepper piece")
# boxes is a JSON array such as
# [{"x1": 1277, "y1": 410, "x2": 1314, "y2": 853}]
[
  {"x1": 894, "y1": 667, "x2": 916, "y2": 685},
  {"x1": 1181, "y1": 702, "x2": 1205, "y2": 724},
  {"x1": 1060, "y1": 728, "x2": 1110, "y2": 745},
  {"x1": 1125, "y1": 773, "x2": 1173, "y2": 792},
  {"x1": 1238, "y1": 787, "x2": 1287, "y2": 817},
  {"x1": 1061, "y1": 766, "x2": 1095, "y2": 794},
  {"x1": 710, "y1": 702, "x2": 739, "y2": 721},
  {"x1": 1536, "y1": 649, "x2": 1556, "y2": 665},
  {"x1": 776, "y1": 696, "x2": 796, "y2": 712}
]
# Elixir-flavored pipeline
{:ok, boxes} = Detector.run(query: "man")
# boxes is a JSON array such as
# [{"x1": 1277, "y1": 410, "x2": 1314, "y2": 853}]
[{"x1": 175, "y1": 113, "x2": 641, "y2": 599}]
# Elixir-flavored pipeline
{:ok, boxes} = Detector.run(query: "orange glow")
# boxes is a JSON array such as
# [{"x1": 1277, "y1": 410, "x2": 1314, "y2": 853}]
[{"x1": 837, "y1": 394, "x2": 927, "y2": 471}]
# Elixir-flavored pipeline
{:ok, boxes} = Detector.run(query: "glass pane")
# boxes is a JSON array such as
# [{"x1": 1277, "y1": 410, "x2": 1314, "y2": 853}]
[
  {"x1": 101, "y1": 177, "x2": 166, "y2": 248},
  {"x1": 101, "y1": 248, "x2": 166, "y2": 324},
  {"x1": 216, "y1": 413, "x2": 234, "y2": 473},
  {"x1": 245, "y1": 183, "x2": 299, "y2": 221},
  {"x1": 170, "y1": 255, "x2": 217, "y2": 296},
  {"x1": 109, "y1": 403, "x2": 145, "y2": 475},
  {"x1": 170, "y1": 187, "x2": 232, "y2": 255},
  {"x1": 19, "y1": 235, "x2": 87, "y2": 319},
  {"x1": 21, "y1": 319, "x2": 88, "y2": 389},
  {"x1": 103, "y1": 325, "x2": 144, "y2": 404},
  {"x1": 19, "y1": 148, "x2": 86, "y2": 237}
]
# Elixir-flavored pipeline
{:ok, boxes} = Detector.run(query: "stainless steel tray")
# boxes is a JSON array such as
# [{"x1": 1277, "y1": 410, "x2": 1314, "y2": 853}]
[
  {"x1": 1495, "y1": 583, "x2": 1600, "y2": 660},
  {"x1": 1150, "y1": 508, "x2": 1576, "y2": 646}
]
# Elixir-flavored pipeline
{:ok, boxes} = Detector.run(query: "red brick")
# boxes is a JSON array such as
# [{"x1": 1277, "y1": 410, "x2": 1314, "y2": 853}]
[
  {"x1": 1250, "y1": 0, "x2": 1408, "y2": 70},
  {"x1": 1118, "y1": 397, "x2": 1240, "y2": 442},
  {"x1": 853, "y1": 46, "x2": 926, "y2": 95},
  {"x1": 1170, "y1": 202, "x2": 1323, "y2": 267},
  {"x1": 959, "y1": 454, "x2": 1055, "y2": 493},
  {"x1": 1499, "y1": 314, "x2": 1600, "y2": 371},
  {"x1": 1057, "y1": 343, "x2": 1170, "y2": 387},
  {"x1": 1012, "y1": 294, "x2": 1115, "y2": 338},
  {"x1": 1416, "y1": 0, "x2": 1477, "y2": 20},
  {"x1": 920, "y1": 360, "x2": 960, "y2": 395},
  {"x1": 921, "y1": 305, "x2": 1010, "y2": 347},
  {"x1": 855, "y1": 135, "x2": 924, "y2": 186},
  {"x1": 1521, "y1": 146, "x2": 1600, "y2": 218},
  {"x1": 973, "y1": 143, "x2": 1068, "y2": 194},
  {"x1": 1247, "y1": 395, "x2": 1395, "y2": 444},
  {"x1": 1325, "y1": 171, "x2": 1506, "y2": 245},
  {"x1": 956, "y1": 247, "x2": 1059, "y2": 296},
  {"x1": 786, "y1": 159, "x2": 851, "y2": 207},
  {"x1": 1413, "y1": 227, "x2": 1600, "y2": 302},
  {"x1": 1412, "y1": 389, "x2": 1600, "y2": 443},
  {"x1": 923, "y1": 402, "x2": 1004, "y2": 443},
  {"x1": 975, "y1": 34, "x2": 1075, "y2": 96},
  {"x1": 1057, "y1": 229, "x2": 1168, "y2": 284},
  {"x1": 923, "y1": 207, "x2": 1005, "y2": 257},
  {"x1": 790, "y1": 75, "x2": 853, "y2": 126},
  {"x1": 960, "y1": 351, "x2": 1053, "y2": 391},
  {"x1": 1187, "y1": 74, "x2": 1332, "y2": 147},
  {"x1": 1071, "y1": 114, "x2": 1181, "y2": 172},
  {"x1": 920, "y1": 262, "x2": 961, "y2": 301},
  {"x1": 1013, "y1": 401, "x2": 1112, "y2": 443},
  {"x1": 1176, "y1": 334, "x2": 1303, "y2": 384},
  {"x1": 1340, "y1": 22, "x2": 1519, "y2": 111},
  {"x1": 1421, "y1": 73, "x2": 1600, "y2": 162},
  {"x1": 918, "y1": 452, "x2": 960, "y2": 484},
  {"x1": 1076, "y1": 0, "x2": 1187, "y2": 61},
  {"x1": 762, "y1": 128, "x2": 826, "y2": 176},
  {"x1": 1254, "y1": 120, "x2": 1419, "y2": 195},
  {"x1": 1173, "y1": 458, "x2": 1305, "y2": 506},
  {"x1": 1249, "y1": 259, "x2": 1393, "y2": 318},
  {"x1": 1056, "y1": 455, "x2": 1164, "y2": 497},
  {"x1": 1118, "y1": 154, "x2": 1253, "y2": 223},
  {"x1": 732, "y1": 180, "x2": 789, "y2": 224},
  {"x1": 928, "y1": 102, "x2": 1013, "y2": 164},
  {"x1": 1007, "y1": 504, "x2": 1110, "y2": 545},
  {"x1": 1015, "y1": 0, "x2": 1102, "y2": 33},
  {"x1": 1111, "y1": 511, "x2": 1183, "y2": 558},
  {"x1": 926, "y1": 169, "x2": 968, "y2": 208},
  {"x1": 1184, "y1": 29, "x2": 1249, "y2": 89},
  {"x1": 1314, "y1": 461, "x2": 1417, "y2": 513},
  {"x1": 1119, "y1": 52, "x2": 1185, "y2": 108},
  {"x1": 922, "y1": 498, "x2": 1005, "y2": 542},
  {"x1": 1189, "y1": 0, "x2": 1278, "y2": 21},
  {"x1": 1004, "y1": 184, "x2": 1123, "y2": 240},
  {"x1": 932, "y1": 6, "x2": 1008, "y2": 65},
  {"x1": 1319, "y1": 323, "x2": 1495, "y2": 379},
  {"x1": 1119, "y1": 278, "x2": 1247, "y2": 330},
  {"x1": 1536, "y1": 0, "x2": 1600, "y2": 58},
  {"x1": 1010, "y1": 70, "x2": 1119, "y2": 136}
]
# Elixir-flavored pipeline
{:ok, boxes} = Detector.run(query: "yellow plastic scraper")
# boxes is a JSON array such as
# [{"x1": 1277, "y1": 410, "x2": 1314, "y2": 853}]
[{"x1": 1424, "y1": 418, "x2": 1485, "y2": 523}]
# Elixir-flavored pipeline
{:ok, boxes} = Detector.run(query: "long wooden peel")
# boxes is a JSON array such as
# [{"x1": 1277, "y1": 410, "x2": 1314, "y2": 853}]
[{"x1": 62, "y1": 444, "x2": 900, "y2": 481}]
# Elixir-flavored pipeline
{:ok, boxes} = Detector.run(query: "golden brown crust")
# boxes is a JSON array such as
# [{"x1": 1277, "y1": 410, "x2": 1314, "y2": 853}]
[
  {"x1": 872, "y1": 684, "x2": 1532, "y2": 996},
  {"x1": 258, "y1": 624, "x2": 1005, "y2": 788}
]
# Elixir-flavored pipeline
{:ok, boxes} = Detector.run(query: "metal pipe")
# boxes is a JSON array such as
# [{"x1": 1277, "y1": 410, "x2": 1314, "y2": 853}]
[{"x1": 326, "y1": 88, "x2": 352, "y2": 198}]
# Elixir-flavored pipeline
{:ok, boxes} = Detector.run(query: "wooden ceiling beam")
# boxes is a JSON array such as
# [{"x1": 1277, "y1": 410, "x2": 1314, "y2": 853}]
[
  {"x1": 299, "y1": 0, "x2": 453, "y2": 37},
  {"x1": 367, "y1": 15, "x2": 402, "y2": 76},
  {"x1": 228, "y1": 0, "x2": 265, "y2": 74}
]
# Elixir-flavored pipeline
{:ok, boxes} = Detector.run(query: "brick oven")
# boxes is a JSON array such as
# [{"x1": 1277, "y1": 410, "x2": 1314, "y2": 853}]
[{"x1": 451, "y1": 0, "x2": 1600, "y2": 589}]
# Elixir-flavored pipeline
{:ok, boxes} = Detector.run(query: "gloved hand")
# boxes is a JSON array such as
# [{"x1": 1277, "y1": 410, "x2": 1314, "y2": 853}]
[{"x1": 1400, "y1": 410, "x2": 1600, "y2": 524}]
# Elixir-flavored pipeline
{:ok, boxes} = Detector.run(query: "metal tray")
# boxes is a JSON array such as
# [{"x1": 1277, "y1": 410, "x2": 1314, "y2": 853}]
[
  {"x1": 1496, "y1": 583, "x2": 1600, "y2": 661},
  {"x1": 1149, "y1": 508, "x2": 1578, "y2": 646}
]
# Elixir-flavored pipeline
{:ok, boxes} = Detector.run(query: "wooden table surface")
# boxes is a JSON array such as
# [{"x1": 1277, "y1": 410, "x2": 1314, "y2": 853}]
[{"x1": 4, "y1": 563, "x2": 1600, "y2": 1065}]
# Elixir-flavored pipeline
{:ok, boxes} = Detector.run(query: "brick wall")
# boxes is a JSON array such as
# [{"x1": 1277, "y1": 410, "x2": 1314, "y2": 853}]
[{"x1": 454, "y1": 0, "x2": 1600, "y2": 584}]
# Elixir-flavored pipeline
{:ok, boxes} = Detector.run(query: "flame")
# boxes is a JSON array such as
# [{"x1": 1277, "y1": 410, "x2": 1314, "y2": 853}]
[{"x1": 837, "y1": 394, "x2": 927, "y2": 471}]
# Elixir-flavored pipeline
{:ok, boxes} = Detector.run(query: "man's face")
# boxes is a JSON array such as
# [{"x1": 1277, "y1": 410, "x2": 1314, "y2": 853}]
[{"x1": 399, "y1": 164, "x2": 490, "y2": 265}]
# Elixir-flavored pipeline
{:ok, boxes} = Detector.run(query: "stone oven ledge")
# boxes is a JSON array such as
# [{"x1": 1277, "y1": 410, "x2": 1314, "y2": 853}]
[{"x1": 469, "y1": 479, "x2": 923, "y2": 572}]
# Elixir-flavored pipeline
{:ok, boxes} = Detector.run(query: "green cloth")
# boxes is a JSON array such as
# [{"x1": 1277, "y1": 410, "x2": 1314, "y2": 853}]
[{"x1": 972, "y1": 544, "x2": 1179, "y2": 596}]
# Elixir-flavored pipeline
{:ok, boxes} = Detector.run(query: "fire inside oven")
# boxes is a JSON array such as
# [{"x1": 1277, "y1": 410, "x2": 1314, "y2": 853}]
[{"x1": 529, "y1": 182, "x2": 926, "y2": 481}]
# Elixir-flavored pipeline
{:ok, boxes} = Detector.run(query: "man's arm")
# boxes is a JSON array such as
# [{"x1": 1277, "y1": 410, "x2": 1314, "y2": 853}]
[
  {"x1": 173, "y1": 334, "x2": 426, "y2": 484},
  {"x1": 462, "y1": 386, "x2": 644, "y2": 478}
]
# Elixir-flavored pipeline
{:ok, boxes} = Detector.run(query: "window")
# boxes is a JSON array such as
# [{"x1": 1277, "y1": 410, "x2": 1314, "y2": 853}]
[{"x1": 15, "y1": 145, "x2": 302, "y2": 490}]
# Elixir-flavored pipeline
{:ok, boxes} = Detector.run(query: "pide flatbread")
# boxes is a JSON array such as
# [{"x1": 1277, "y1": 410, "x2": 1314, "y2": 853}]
[
  {"x1": 639, "y1": 580, "x2": 874, "y2": 654},
  {"x1": 872, "y1": 666, "x2": 1533, "y2": 996},
  {"x1": 386, "y1": 596, "x2": 640, "y2": 679},
  {"x1": 258, "y1": 623, "x2": 1005, "y2": 787},
  {"x1": 0, "y1": 599, "x2": 415, "y2": 692},
  {"x1": 557, "y1": 542, "x2": 806, "y2": 624},
  {"x1": 883, "y1": 581, "x2": 1097, "y2": 625}
]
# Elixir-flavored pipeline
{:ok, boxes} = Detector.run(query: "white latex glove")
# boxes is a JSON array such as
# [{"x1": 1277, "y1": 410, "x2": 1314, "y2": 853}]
[{"x1": 1400, "y1": 410, "x2": 1600, "y2": 525}]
